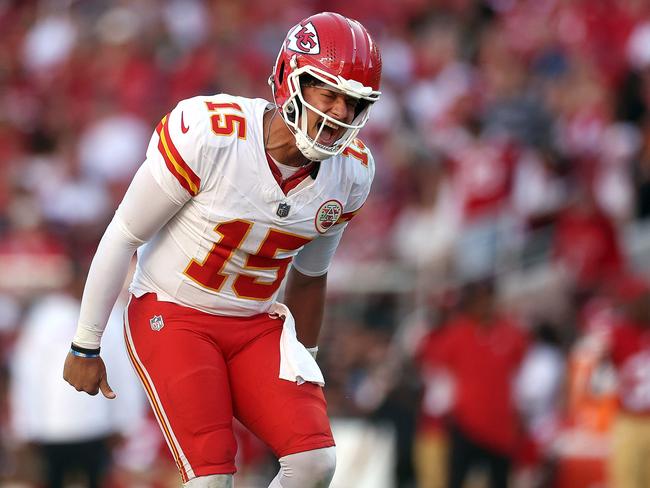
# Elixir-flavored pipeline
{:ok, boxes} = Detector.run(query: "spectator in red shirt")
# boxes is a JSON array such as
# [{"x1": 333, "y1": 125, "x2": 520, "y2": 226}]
[
  {"x1": 433, "y1": 279, "x2": 528, "y2": 488},
  {"x1": 413, "y1": 299, "x2": 457, "y2": 488},
  {"x1": 552, "y1": 185, "x2": 624, "y2": 295}
]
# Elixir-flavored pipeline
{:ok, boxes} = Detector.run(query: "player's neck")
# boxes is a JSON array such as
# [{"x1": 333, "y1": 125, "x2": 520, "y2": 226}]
[{"x1": 263, "y1": 109, "x2": 311, "y2": 167}]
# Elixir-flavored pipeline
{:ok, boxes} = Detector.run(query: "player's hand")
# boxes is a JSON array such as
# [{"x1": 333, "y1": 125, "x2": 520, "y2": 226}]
[{"x1": 63, "y1": 353, "x2": 116, "y2": 399}]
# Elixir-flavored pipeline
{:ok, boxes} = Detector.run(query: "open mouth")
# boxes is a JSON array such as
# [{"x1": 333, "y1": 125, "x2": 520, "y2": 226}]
[{"x1": 315, "y1": 119, "x2": 341, "y2": 147}]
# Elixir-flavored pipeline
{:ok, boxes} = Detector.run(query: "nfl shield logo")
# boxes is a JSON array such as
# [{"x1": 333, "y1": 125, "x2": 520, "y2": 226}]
[
  {"x1": 149, "y1": 315, "x2": 164, "y2": 331},
  {"x1": 277, "y1": 202, "x2": 291, "y2": 218}
]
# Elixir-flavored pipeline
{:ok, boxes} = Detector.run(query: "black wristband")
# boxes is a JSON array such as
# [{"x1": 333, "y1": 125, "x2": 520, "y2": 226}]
[{"x1": 70, "y1": 343, "x2": 101, "y2": 355}]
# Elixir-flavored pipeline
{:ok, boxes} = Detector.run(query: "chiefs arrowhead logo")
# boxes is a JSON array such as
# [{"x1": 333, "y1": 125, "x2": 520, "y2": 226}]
[{"x1": 286, "y1": 22, "x2": 320, "y2": 55}]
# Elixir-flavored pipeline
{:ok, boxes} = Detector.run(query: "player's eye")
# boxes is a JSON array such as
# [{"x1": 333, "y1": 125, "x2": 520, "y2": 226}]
[{"x1": 346, "y1": 98, "x2": 359, "y2": 110}]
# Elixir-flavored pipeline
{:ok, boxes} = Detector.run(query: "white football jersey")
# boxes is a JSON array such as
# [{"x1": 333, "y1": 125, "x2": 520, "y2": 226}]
[{"x1": 130, "y1": 94, "x2": 374, "y2": 316}]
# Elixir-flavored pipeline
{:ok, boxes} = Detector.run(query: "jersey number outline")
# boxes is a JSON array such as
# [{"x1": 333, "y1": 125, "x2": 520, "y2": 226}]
[
  {"x1": 184, "y1": 220, "x2": 311, "y2": 300},
  {"x1": 342, "y1": 138, "x2": 369, "y2": 166},
  {"x1": 205, "y1": 102, "x2": 247, "y2": 139}
]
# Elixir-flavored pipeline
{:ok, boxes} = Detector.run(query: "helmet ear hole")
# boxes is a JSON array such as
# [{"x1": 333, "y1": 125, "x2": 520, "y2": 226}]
[
  {"x1": 285, "y1": 99, "x2": 300, "y2": 123},
  {"x1": 278, "y1": 60, "x2": 285, "y2": 84}
]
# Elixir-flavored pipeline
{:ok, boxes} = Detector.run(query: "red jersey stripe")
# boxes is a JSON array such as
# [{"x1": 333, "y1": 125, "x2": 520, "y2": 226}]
[
  {"x1": 265, "y1": 152, "x2": 314, "y2": 195},
  {"x1": 124, "y1": 325, "x2": 190, "y2": 482},
  {"x1": 336, "y1": 207, "x2": 362, "y2": 224},
  {"x1": 156, "y1": 115, "x2": 201, "y2": 196}
]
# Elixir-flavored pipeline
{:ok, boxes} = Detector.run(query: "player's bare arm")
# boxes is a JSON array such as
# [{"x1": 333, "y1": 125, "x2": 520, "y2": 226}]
[{"x1": 284, "y1": 267, "x2": 328, "y2": 348}]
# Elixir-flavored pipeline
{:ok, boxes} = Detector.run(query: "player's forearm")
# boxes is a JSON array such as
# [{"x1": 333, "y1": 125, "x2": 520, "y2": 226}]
[
  {"x1": 284, "y1": 267, "x2": 327, "y2": 348},
  {"x1": 73, "y1": 217, "x2": 142, "y2": 349}
]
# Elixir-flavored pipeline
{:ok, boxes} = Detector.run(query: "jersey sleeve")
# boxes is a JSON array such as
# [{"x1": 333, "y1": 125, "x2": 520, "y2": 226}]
[
  {"x1": 292, "y1": 231, "x2": 344, "y2": 277},
  {"x1": 144, "y1": 96, "x2": 211, "y2": 204},
  {"x1": 331, "y1": 139, "x2": 376, "y2": 234},
  {"x1": 73, "y1": 164, "x2": 184, "y2": 349}
]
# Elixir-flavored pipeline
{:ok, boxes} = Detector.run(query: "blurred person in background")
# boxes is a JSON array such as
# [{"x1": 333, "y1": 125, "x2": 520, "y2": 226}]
[
  {"x1": 430, "y1": 279, "x2": 528, "y2": 488},
  {"x1": 63, "y1": 11, "x2": 381, "y2": 488},
  {"x1": 0, "y1": 293, "x2": 21, "y2": 483},
  {"x1": 412, "y1": 295, "x2": 457, "y2": 488},
  {"x1": 9, "y1": 264, "x2": 146, "y2": 488},
  {"x1": 391, "y1": 157, "x2": 460, "y2": 283},
  {"x1": 604, "y1": 275, "x2": 650, "y2": 488},
  {"x1": 555, "y1": 290, "x2": 618, "y2": 488},
  {"x1": 632, "y1": 120, "x2": 650, "y2": 220},
  {"x1": 513, "y1": 321, "x2": 566, "y2": 488},
  {"x1": 551, "y1": 184, "x2": 625, "y2": 301},
  {"x1": 511, "y1": 146, "x2": 571, "y2": 264}
]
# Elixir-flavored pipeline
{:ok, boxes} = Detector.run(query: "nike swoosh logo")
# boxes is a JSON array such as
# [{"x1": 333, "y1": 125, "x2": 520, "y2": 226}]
[{"x1": 180, "y1": 111, "x2": 189, "y2": 134}]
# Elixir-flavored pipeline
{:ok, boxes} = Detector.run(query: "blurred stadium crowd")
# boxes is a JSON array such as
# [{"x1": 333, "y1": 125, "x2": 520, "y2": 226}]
[{"x1": 2, "y1": 0, "x2": 650, "y2": 487}]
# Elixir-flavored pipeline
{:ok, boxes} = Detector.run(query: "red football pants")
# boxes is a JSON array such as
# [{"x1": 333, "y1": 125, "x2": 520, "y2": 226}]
[{"x1": 124, "y1": 293, "x2": 334, "y2": 482}]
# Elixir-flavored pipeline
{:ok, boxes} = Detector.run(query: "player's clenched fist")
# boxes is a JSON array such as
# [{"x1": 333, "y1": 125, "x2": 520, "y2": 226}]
[{"x1": 63, "y1": 353, "x2": 116, "y2": 399}]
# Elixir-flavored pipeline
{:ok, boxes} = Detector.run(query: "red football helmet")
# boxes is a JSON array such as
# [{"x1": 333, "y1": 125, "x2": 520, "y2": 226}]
[{"x1": 269, "y1": 12, "x2": 382, "y2": 161}]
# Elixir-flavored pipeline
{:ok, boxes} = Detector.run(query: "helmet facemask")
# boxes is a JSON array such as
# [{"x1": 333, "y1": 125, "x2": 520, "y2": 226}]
[{"x1": 273, "y1": 58, "x2": 380, "y2": 161}]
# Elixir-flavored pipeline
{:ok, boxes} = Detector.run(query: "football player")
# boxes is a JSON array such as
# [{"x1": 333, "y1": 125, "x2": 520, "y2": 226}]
[{"x1": 63, "y1": 12, "x2": 381, "y2": 488}]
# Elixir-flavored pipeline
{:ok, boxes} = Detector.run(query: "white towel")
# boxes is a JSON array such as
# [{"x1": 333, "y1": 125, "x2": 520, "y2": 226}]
[{"x1": 269, "y1": 302, "x2": 325, "y2": 386}]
